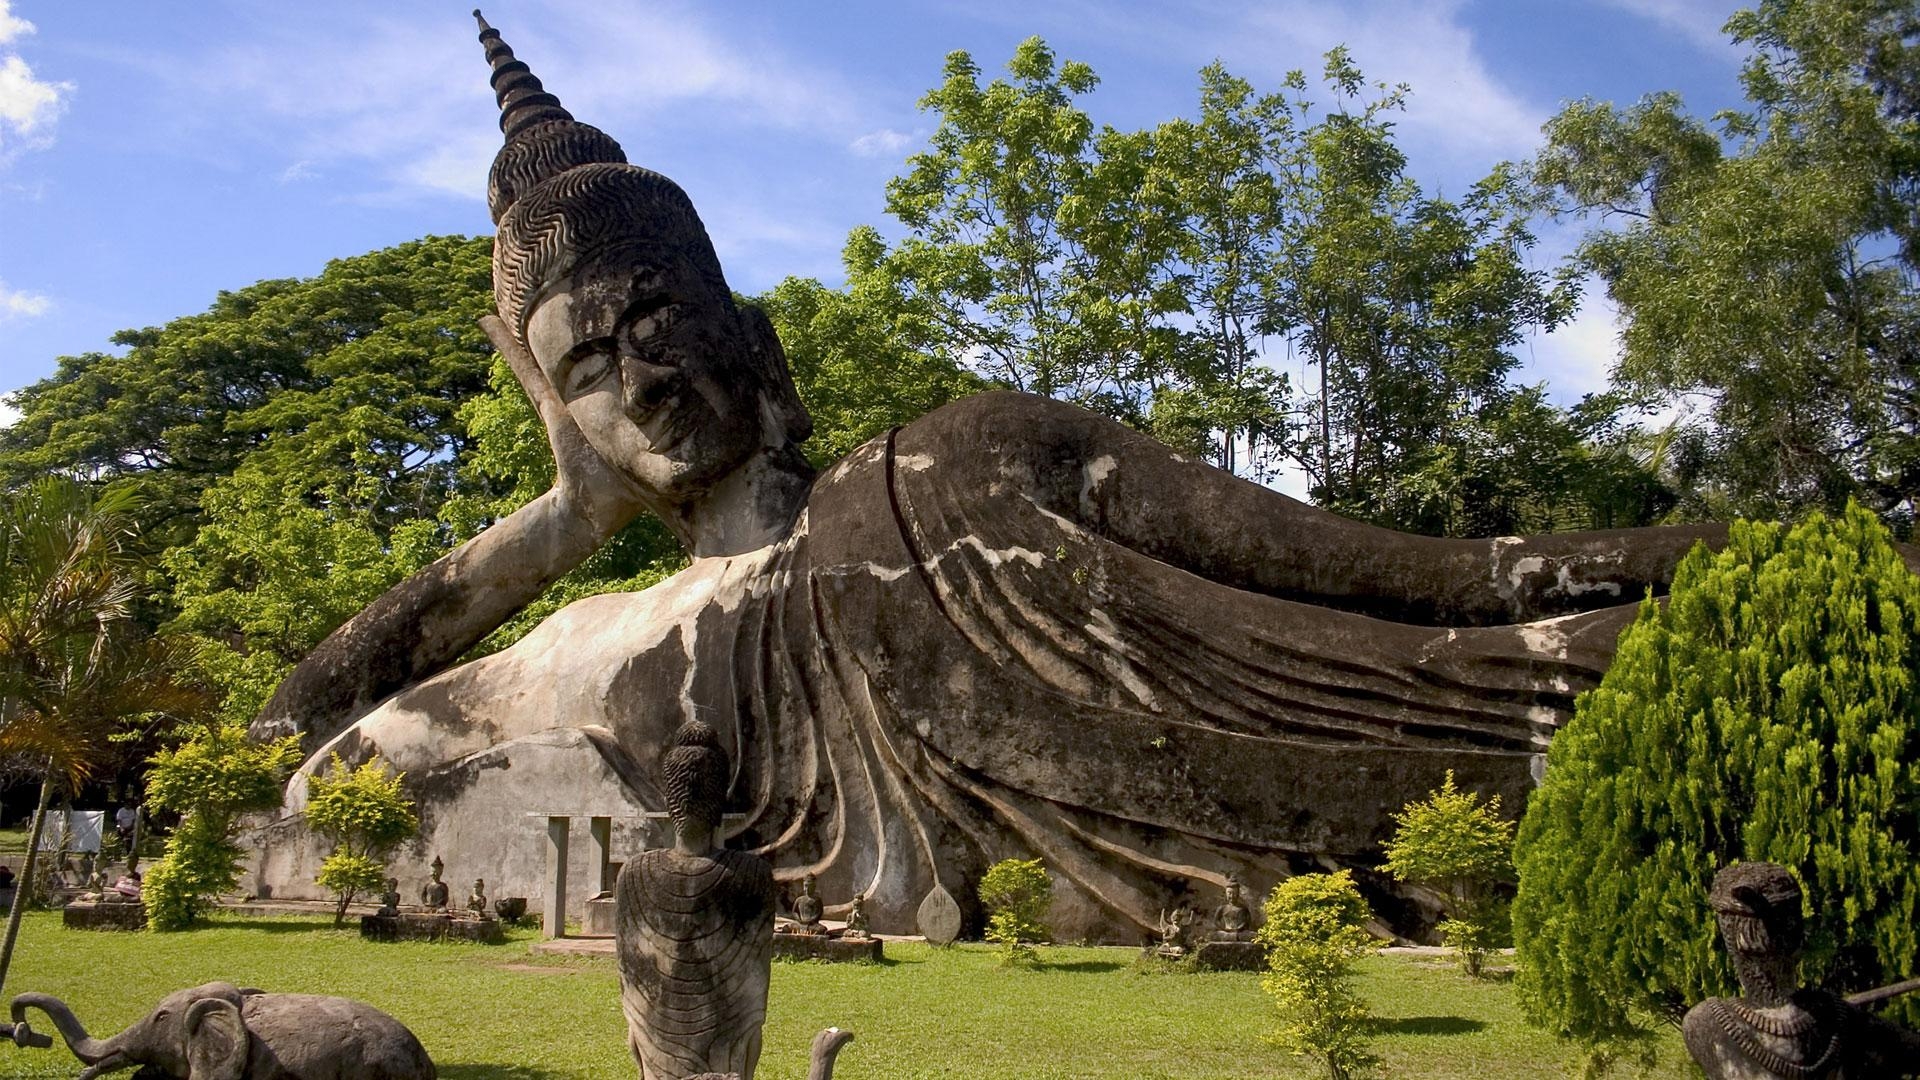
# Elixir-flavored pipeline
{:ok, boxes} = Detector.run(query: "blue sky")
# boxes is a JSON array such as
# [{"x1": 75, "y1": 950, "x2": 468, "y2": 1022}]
[{"x1": 0, "y1": 1, "x2": 1753, "y2": 422}]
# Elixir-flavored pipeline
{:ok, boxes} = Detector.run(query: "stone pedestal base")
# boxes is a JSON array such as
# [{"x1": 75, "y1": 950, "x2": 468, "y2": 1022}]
[
  {"x1": 771, "y1": 933, "x2": 884, "y2": 962},
  {"x1": 582, "y1": 895, "x2": 615, "y2": 937},
  {"x1": 62, "y1": 901, "x2": 146, "y2": 931},
  {"x1": 360, "y1": 911, "x2": 504, "y2": 944},
  {"x1": 1193, "y1": 940, "x2": 1265, "y2": 972}
]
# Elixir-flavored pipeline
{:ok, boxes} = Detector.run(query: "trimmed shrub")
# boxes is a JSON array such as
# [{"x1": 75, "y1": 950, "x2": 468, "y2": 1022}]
[
  {"x1": 305, "y1": 754, "x2": 417, "y2": 925},
  {"x1": 1513, "y1": 504, "x2": 1920, "y2": 1047},
  {"x1": 144, "y1": 722, "x2": 301, "y2": 930},
  {"x1": 978, "y1": 857, "x2": 1051, "y2": 963},
  {"x1": 1382, "y1": 770, "x2": 1515, "y2": 976},
  {"x1": 1257, "y1": 870, "x2": 1377, "y2": 1080}
]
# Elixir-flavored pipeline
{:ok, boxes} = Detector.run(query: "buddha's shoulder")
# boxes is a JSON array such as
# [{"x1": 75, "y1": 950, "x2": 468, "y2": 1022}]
[
  {"x1": 816, "y1": 391, "x2": 1133, "y2": 491},
  {"x1": 902, "y1": 390, "x2": 1118, "y2": 450}
]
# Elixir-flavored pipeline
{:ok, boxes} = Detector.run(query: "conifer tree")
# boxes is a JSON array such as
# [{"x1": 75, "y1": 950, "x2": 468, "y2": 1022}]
[{"x1": 1513, "y1": 504, "x2": 1920, "y2": 1045}]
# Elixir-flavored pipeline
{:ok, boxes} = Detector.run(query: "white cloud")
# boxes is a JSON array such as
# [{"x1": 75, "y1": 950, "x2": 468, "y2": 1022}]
[
  {"x1": 1596, "y1": 0, "x2": 1738, "y2": 54},
  {"x1": 0, "y1": 278, "x2": 50, "y2": 320},
  {"x1": 1521, "y1": 284, "x2": 1620, "y2": 403},
  {"x1": 277, "y1": 159, "x2": 317, "y2": 184},
  {"x1": 172, "y1": 3, "x2": 871, "y2": 204},
  {"x1": 0, "y1": 399, "x2": 18, "y2": 429},
  {"x1": 1230, "y1": 1, "x2": 1544, "y2": 163},
  {"x1": 849, "y1": 128, "x2": 913, "y2": 158},
  {"x1": 0, "y1": 1, "x2": 30, "y2": 46},
  {"x1": 0, "y1": 52, "x2": 70, "y2": 155}
]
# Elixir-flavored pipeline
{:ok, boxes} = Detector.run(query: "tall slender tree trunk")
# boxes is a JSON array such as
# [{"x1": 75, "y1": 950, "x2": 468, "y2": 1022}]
[{"x1": 0, "y1": 771, "x2": 57, "y2": 997}]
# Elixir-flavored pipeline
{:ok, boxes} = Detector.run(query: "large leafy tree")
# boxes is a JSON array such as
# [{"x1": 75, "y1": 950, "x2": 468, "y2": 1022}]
[
  {"x1": 0, "y1": 478, "x2": 202, "y2": 981},
  {"x1": 0, "y1": 237, "x2": 499, "y2": 551},
  {"x1": 1534, "y1": 0, "x2": 1920, "y2": 525}
]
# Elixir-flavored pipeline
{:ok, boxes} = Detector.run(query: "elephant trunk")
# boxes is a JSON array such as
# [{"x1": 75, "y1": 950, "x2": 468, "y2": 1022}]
[
  {"x1": 807, "y1": 1027, "x2": 854, "y2": 1080},
  {"x1": 9, "y1": 994, "x2": 118, "y2": 1064}
]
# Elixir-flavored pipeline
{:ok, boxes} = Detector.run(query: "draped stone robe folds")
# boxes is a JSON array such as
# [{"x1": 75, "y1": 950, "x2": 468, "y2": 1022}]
[
  {"x1": 616, "y1": 848, "x2": 774, "y2": 1079},
  {"x1": 253, "y1": 392, "x2": 1718, "y2": 941}
]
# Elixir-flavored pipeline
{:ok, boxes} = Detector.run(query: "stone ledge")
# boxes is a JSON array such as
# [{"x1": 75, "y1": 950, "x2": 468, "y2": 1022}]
[
  {"x1": 360, "y1": 912, "x2": 504, "y2": 944},
  {"x1": 771, "y1": 933, "x2": 883, "y2": 963},
  {"x1": 62, "y1": 901, "x2": 147, "y2": 931},
  {"x1": 1192, "y1": 940, "x2": 1265, "y2": 972}
]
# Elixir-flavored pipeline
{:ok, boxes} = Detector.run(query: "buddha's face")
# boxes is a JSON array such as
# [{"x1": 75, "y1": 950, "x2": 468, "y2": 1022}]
[{"x1": 525, "y1": 248, "x2": 783, "y2": 503}]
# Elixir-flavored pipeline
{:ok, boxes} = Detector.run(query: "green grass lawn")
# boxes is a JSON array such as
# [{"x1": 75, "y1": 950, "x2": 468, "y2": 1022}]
[{"x1": 0, "y1": 913, "x2": 1693, "y2": 1079}]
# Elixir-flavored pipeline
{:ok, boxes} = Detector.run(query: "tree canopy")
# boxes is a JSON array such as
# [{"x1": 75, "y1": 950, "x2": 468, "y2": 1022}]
[
  {"x1": 1534, "y1": 0, "x2": 1920, "y2": 526},
  {"x1": 796, "y1": 39, "x2": 1657, "y2": 535}
]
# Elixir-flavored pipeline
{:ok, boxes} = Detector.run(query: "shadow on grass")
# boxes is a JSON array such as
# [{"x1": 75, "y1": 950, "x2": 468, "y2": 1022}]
[
  {"x1": 1371, "y1": 1015, "x2": 1487, "y2": 1037},
  {"x1": 1036, "y1": 959, "x2": 1128, "y2": 974},
  {"x1": 439, "y1": 1065, "x2": 570, "y2": 1080},
  {"x1": 193, "y1": 918, "x2": 348, "y2": 934}
]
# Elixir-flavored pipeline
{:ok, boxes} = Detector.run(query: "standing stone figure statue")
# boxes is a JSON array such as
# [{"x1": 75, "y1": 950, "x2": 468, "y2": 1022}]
[
  {"x1": 1210, "y1": 876, "x2": 1254, "y2": 942},
  {"x1": 248, "y1": 9, "x2": 1743, "y2": 943},
  {"x1": 616, "y1": 720, "x2": 775, "y2": 1080},
  {"x1": 420, "y1": 857, "x2": 450, "y2": 910},
  {"x1": 1682, "y1": 862, "x2": 1920, "y2": 1079}
]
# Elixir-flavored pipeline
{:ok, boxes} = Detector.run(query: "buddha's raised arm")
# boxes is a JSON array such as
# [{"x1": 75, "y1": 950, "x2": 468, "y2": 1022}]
[
  {"x1": 252, "y1": 16, "x2": 815, "y2": 748},
  {"x1": 250, "y1": 316, "x2": 650, "y2": 747}
]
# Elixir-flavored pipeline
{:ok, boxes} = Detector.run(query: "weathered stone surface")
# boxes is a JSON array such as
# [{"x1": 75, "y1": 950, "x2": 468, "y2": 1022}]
[
  {"x1": 246, "y1": 8, "x2": 1739, "y2": 945},
  {"x1": 583, "y1": 893, "x2": 615, "y2": 937},
  {"x1": 771, "y1": 934, "x2": 883, "y2": 963},
  {"x1": 1192, "y1": 941, "x2": 1265, "y2": 972},
  {"x1": 916, "y1": 885, "x2": 962, "y2": 946},
  {"x1": 60, "y1": 901, "x2": 145, "y2": 931}
]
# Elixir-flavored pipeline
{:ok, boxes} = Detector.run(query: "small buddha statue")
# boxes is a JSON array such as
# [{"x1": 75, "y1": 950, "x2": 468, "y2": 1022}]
[
  {"x1": 468, "y1": 878, "x2": 488, "y2": 917},
  {"x1": 843, "y1": 894, "x2": 870, "y2": 940},
  {"x1": 1682, "y1": 862, "x2": 1920, "y2": 1079},
  {"x1": 790, "y1": 874, "x2": 825, "y2": 936},
  {"x1": 1211, "y1": 875, "x2": 1254, "y2": 942},
  {"x1": 615, "y1": 719, "x2": 774, "y2": 1079},
  {"x1": 421, "y1": 856, "x2": 450, "y2": 910},
  {"x1": 378, "y1": 877, "x2": 401, "y2": 917}
]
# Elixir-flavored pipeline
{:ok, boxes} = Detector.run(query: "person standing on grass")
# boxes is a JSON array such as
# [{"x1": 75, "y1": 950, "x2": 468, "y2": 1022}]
[{"x1": 113, "y1": 805, "x2": 136, "y2": 858}]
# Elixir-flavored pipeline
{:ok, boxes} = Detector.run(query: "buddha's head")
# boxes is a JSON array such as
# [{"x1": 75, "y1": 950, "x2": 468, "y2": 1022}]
[
  {"x1": 661, "y1": 719, "x2": 729, "y2": 835},
  {"x1": 477, "y1": 13, "x2": 809, "y2": 507}
]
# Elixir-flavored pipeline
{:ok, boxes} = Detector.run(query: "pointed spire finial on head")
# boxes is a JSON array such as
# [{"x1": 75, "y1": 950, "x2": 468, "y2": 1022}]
[{"x1": 472, "y1": 9, "x2": 573, "y2": 139}]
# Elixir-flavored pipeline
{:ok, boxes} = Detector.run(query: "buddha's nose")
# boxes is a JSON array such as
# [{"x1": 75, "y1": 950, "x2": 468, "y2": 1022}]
[{"x1": 622, "y1": 355, "x2": 682, "y2": 414}]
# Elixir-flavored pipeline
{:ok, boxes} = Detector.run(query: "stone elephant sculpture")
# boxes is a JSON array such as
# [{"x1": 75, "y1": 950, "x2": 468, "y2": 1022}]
[{"x1": 11, "y1": 982, "x2": 436, "y2": 1080}]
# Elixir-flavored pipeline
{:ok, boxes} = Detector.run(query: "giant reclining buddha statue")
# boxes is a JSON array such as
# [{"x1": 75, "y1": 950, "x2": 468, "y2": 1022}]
[{"x1": 246, "y1": 13, "x2": 1725, "y2": 940}]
